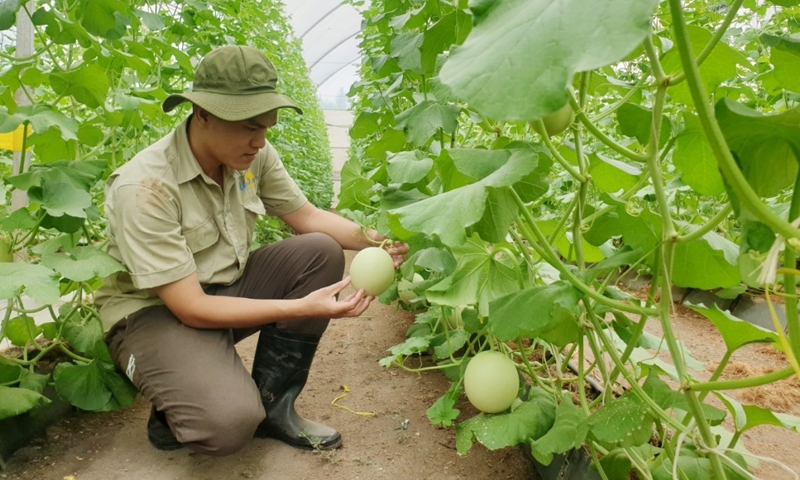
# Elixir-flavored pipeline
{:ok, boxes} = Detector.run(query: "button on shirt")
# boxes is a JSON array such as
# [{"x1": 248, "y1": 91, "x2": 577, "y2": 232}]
[{"x1": 94, "y1": 118, "x2": 308, "y2": 331}]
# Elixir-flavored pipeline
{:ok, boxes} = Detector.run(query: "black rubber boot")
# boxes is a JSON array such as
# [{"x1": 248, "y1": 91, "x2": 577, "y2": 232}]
[
  {"x1": 147, "y1": 406, "x2": 183, "y2": 451},
  {"x1": 251, "y1": 327, "x2": 342, "y2": 450}
]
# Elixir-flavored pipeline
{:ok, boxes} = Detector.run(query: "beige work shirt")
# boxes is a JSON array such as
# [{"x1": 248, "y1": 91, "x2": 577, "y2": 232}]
[{"x1": 95, "y1": 117, "x2": 308, "y2": 331}]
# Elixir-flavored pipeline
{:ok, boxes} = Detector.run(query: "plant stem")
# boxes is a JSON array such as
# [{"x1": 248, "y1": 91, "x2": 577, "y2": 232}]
[
  {"x1": 589, "y1": 76, "x2": 648, "y2": 123},
  {"x1": 697, "y1": 350, "x2": 732, "y2": 402},
  {"x1": 670, "y1": 0, "x2": 745, "y2": 85},
  {"x1": 689, "y1": 366, "x2": 794, "y2": 391},
  {"x1": 570, "y1": 93, "x2": 649, "y2": 164},
  {"x1": 667, "y1": 0, "x2": 800, "y2": 242},
  {"x1": 676, "y1": 204, "x2": 733, "y2": 244},
  {"x1": 646, "y1": 50, "x2": 726, "y2": 474},
  {"x1": 782, "y1": 174, "x2": 800, "y2": 367},
  {"x1": 534, "y1": 121, "x2": 586, "y2": 182},
  {"x1": 512, "y1": 192, "x2": 658, "y2": 317}
]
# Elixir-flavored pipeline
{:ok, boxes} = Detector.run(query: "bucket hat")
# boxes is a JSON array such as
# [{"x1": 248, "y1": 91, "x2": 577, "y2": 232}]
[{"x1": 162, "y1": 46, "x2": 302, "y2": 121}]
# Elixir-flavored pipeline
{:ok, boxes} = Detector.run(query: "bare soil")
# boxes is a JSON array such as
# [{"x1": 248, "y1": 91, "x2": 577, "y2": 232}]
[{"x1": 0, "y1": 252, "x2": 536, "y2": 480}]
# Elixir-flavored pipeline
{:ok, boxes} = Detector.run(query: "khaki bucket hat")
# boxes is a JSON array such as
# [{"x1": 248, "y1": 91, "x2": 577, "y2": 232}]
[{"x1": 162, "y1": 46, "x2": 302, "y2": 121}]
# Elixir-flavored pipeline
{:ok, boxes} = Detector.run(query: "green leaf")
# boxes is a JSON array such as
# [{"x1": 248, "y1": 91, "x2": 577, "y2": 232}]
[
  {"x1": 365, "y1": 128, "x2": 406, "y2": 161},
  {"x1": 0, "y1": 105, "x2": 79, "y2": 141},
  {"x1": 0, "y1": 207, "x2": 37, "y2": 232},
  {"x1": 392, "y1": 148, "x2": 538, "y2": 246},
  {"x1": 133, "y1": 8, "x2": 165, "y2": 31},
  {"x1": 77, "y1": 0, "x2": 130, "y2": 38},
  {"x1": 529, "y1": 392, "x2": 588, "y2": 466},
  {"x1": 49, "y1": 63, "x2": 111, "y2": 109},
  {"x1": 672, "y1": 227, "x2": 741, "y2": 290},
  {"x1": 0, "y1": 385, "x2": 50, "y2": 420},
  {"x1": 489, "y1": 281, "x2": 582, "y2": 346},
  {"x1": 0, "y1": 0, "x2": 21, "y2": 30},
  {"x1": 439, "y1": 0, "x2": 659, "y2": 121},
  {"x1": 587, "y1": 394, "x2": 653, "y2": 449},
  {"x1": 600, "y1": 445, "x2": 660, "y2": 479},
  {"x1": 674, "y1": 114, "x2": 725, "y2": 196},
  {"x1": 662, "y1": 25, "x2": 753, "y2": 104},
  {"x1": 426, "y1": 236, "x2": 520, "y2": 312},
  {"x1": 763, "y1": 34, "x2": 800, "y2": 92},
  {"x1": 589, "y1": 154, "x2": 641, "y2": 194},
  {"x1": 394, "y1": 101, "x2": 460, "y2": 148},
  {"x1": 6, "y1": 315, "x2": 42, "y2": 347},
  {"x1": 686, "y1": 303, "x2": 777, "y2": 353},
  {"x1": 432, "y1": 329, "x2": 469, "y2": 360},
  {"x1": 427, "y1": 387, "x2": 461, "y2": 427},
  {"x1": 420, "y1": 9, "x2": 472, "y2": 74},
  {"x1": 19, "y1": 370, "x2": 49, "y2": 394},
  {"x1": 616, "y1": 103, "x2": 671, "y2": 147},
  {"x1": 42, "y1": 182, "x2": 92, "y2": 218},
  {"x1": 53, "y1": 361, "x2": 111, "y2": 411},
  {"x1": 61, "y1": 319, "x2": 104, "y2": 356},
  {"x1": 471, "y1": 187, "x2": 519, "y2": 243},
  {"x1": 387, "y1": 150, "x2": 433, "y2": 185},
  {"x1": 642, "y1": 371, "x2": 726, "y2": 426},
  {"x1": 651, "y1": 444, "x2": 750, "y2": 480},
  {"x1": 456, "y1": 388, "x2": 556, "y2": 455},
  {"x1": 715, "y1": 99, "x2": 800, "y2": 198},
  {"x1": 0, "y1": 263, "x2": 60, "y2": 304},
  {"x1": 716, "y1": 393, "x2": 800, "y2": 435},
  {"x1": 41, "y1": 246, "x2": 125, "y2": 282},
  {"x1": 540, "y1": 218, "x2": 606, "y2": 263},
  {"x1": 390, "y1": 32, "x2": 423, "y2": 73},
  {"x1": 350, "y1": 112, "x2": 382, "y2": 140}
]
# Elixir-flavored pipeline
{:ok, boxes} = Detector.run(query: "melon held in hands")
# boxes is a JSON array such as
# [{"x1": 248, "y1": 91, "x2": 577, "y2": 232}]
[{"x1": 350, "y1": 247, "x2": 395, "y2": 296}]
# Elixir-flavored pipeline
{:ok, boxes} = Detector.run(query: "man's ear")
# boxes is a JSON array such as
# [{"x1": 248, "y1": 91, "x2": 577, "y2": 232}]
[{"x1": 193, "y1": 105, "x2": 211, "y2": 125}]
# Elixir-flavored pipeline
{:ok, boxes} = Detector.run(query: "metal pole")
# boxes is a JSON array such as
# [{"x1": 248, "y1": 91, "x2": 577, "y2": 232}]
[{"x1": 11, "y1": 1, "x2": 34, "y2": 212}]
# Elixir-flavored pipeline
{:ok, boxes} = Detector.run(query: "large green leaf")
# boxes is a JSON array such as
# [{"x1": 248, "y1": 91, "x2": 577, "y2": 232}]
[
  {"x1": 77, "y1": 0, "x2": 130, "y2": 39},
  {"x1": 386, "y1": 150, "x2": 433, "y2": 185},
  {"x1": 762, "y1": 34, "x2": 800, "y2": 93},
  {"x1": 674, "y1": 114, "x2": 725, "y2": 196},
  {"x1": 616, "y1": 103, "x2": 671, "y2": 147},
  {"x1": 0, "y1": 105, "x2": 78, "y2": 141},
  {"x1": 672, "y1": 227, "x2": 741, "y2": 290},
  {"x1": 587, "y1": 394, "x2": 653, "y2": 449},
  {"x1": 0, "y1": 263, "x2": 60, "y2": 304},
  {"x1": 394, "y1": 101, "x2": 460, "y2": 148},
  {"x1": 0, "y1": 0, "x2": 21, "y2": 30},
  {"x1": 426, "y1": 236, "x2": 519, "y2": 313},
  {"x1": 6, "y1": 315, "x2": 42, "y2": 347},
  {"x1": 715, "y1": 99, "x2": 800, "y2": 198},
  {"x1": 471, "y1": 187, "x2": 518, "y2": 243},
  {"x1": 529, "y1": 392, "x2": 588, "y2": 465},
  {"x1": 455, "y1": 388, "x2": 556, "y2": 455},
  {"x1": 662, "y1": 25, "x2": 753, "y2": 104},
  {"x1": 439, "y1": 0, "x2": 659, "y2": 121},
  {"x1": 420, "y1": 9, "x2": 472, "y2": 74},
  {"x1": 489, "y1": 281, "x2": 582, "y2": 346},
  {"x1": 0, "y1": 385, "x2": 50, "y2": 421},
  {"x1": 390, "y1": 32, "x2": 423, "y2": 73},
  {"x1": 49, "y1": 63, "x2": 111, "y2": 109},
  {"x1": 642, "y1": 371, "x2": 726, "y2": 426},
  {"x1": 391, "y1": 148, "x2": 538, "y2": 246},
  {"x1": 589, "y1": 154, "x2": 641, "y2": 194},
  {"x1": 52, "y1": 361, "x2": 135, "y2": 412},
  {"x1": 686, "y1": 303, "x2": 778, "y2": 352}
]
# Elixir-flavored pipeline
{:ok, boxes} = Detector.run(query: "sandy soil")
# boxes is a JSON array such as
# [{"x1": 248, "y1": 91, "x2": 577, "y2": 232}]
[
  {"x1": 638, "y1": 296, "x2": 800, "y2": 480},
  {"x1": 0, "y1": 252, "x2": 536, "y2": 480}
]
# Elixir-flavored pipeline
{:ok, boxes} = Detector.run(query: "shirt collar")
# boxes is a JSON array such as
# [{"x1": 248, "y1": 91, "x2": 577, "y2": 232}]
[{"x1": 174, "y1": 116, "x2": 205, "y2": 185}]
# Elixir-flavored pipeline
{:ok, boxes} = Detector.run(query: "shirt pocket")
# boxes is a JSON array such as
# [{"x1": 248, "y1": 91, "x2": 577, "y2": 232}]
[
  {"x1": 183, "y1": 216, "x2": 219, "y2": 253},
  {"x1": 243, "y1": 195, "x2": 266, "y2": 242}
]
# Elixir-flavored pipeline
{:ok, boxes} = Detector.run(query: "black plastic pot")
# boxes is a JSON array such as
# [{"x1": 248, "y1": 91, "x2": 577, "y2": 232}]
[{"x1": 525, "y1": 447, "x2": 603, "y2": 480}]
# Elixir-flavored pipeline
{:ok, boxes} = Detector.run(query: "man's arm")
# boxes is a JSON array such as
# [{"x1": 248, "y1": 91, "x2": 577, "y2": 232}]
[
  {"x1": 280, "y1": 203, "x2": 408, "y2": 266},
  {"x1": 154, "y1": 273, "x2": 371, "y2": 329}
]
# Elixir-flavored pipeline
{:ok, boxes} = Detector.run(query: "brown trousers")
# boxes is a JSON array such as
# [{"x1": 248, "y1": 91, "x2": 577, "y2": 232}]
[{"x1": 105, "y1": 233, "x2": 345, "y2": 456}]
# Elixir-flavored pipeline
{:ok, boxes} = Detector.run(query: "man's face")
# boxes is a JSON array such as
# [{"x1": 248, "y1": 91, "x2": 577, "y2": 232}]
[{"x1": 201, "y1": 109, "x2": 279, "y2": 171}]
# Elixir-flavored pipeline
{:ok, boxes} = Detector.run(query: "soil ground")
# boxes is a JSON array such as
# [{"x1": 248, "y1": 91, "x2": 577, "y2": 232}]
[{"x1": 0, "y1": 251, "x2": 536, "y2": 480}]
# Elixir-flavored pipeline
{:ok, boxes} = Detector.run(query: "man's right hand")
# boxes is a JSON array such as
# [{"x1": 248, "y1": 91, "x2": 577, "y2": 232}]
[{"x1": 300, "y1": 277, "x2": 374, "y2": 319}]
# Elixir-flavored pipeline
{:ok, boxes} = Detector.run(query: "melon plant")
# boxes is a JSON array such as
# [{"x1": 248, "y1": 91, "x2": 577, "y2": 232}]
[{"x1": 344, "y1": 0, "x2": 800, "y2": 478}]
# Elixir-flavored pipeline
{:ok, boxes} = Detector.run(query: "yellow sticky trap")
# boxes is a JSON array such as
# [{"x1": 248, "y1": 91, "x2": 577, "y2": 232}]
[
  {"x1": 331, "y1": 385, "x2": 375, "y2": 417},
  {"x1": 0, "y1": 124, "x2": 31, "y2": 152}
]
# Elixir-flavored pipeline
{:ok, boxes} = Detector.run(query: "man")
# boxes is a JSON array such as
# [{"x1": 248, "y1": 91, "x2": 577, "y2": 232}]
[{"x1": 95, "y1": 45, "x2": 407, "y2": 456}]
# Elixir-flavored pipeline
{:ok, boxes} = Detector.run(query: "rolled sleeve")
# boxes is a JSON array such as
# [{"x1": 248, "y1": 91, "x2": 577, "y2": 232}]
[
  {"x1": 112, "y1": 184, "x2": 196, "y2": 289},
  {"x1": 258, "y1": 144, "x2": 308, "y2": 216}
]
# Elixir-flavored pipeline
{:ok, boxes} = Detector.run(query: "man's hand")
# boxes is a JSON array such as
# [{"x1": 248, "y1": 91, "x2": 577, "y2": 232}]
[
  {"x1": 365, "y1": 230, "x2": 409, "y2": 268},
  {"x1": 301, "y1": 277, "x2": 374, "y2": 318}
]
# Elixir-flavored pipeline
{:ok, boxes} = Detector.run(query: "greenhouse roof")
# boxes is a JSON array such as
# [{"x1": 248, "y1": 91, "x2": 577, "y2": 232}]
[{"x1": 283, "y1": 0, "x2": 363, "y2": 109}]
